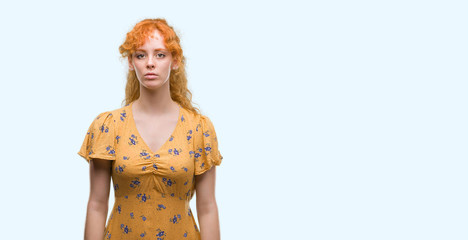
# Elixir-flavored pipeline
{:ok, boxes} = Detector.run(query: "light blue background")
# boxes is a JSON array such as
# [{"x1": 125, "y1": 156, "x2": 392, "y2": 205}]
[{"x1": 0, "y1": 0, "x2": 466, "y2": 239}]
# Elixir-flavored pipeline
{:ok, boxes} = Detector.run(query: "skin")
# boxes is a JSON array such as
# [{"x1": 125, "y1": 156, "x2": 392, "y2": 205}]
[
  {"x1": 195, "y1": 168, "x2": 221, "y2": 240},
  {"x1": 84, "y1": 158, "x2": 112, "y2": 240},
  {"x1": 85, "y1": 29, "x2": 220, "y2": 240}
]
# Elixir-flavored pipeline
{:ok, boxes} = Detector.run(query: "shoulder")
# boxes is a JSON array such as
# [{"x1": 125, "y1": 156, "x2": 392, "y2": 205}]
[
  {"x1": 181, "y1": 108, "x2": 214, "y2": 131},
  {"x1": 103, "y1": 104, "x2": 129, "y2": 120},
  {"x1": 90, "y1": 105, "x2": 125, "y2": 129}
]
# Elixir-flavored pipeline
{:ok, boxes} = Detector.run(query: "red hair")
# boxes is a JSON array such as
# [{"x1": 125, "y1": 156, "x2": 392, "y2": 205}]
[{"x1": 119, "y1": 18, "x2": 202, "y2": 116}]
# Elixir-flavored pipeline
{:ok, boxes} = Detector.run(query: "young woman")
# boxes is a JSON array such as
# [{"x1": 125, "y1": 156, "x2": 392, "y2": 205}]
[{"x1": 78, "y1": 18, "x2": 223, "y2": 240}]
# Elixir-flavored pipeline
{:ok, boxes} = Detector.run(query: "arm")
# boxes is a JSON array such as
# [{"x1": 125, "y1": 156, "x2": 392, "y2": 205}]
[
  {"x1": 84, "y1": 159, "x2": 112, "y2": 240},
  {"x1": 195, "y1": 167, "x2": 221, "y2": 240}
]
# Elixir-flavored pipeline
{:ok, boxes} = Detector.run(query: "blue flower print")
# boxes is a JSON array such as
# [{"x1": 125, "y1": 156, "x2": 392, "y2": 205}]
[
  {"x1": 141, "y1": 215, "x2": 147, "y2": 221},
  {"x1": 168, "y1": 148, "x2": 182, "y2": 156},
  {"x1": 140, "y1": 231, "x2": 147, "y2": 237},
  {"x1": 130, "y1": 177, "x2": 141, "y2": 189},
  {"x1": 140, "y1": 150, "x2": 151, "y2": 160},
  {"x1": 170, "y1": 214, "x2": 181, "y2": 224},
  {"x1": 183, "y1": 231, "x2": 188, "y2": 237},
  {"x1": 128, "y1": 134, "x2": 138, "y2": 146},
  {"x1": 156, "y1": 228, "x2": 166, "y2": 239},
  {"x1": 136, "y1": 193, "x2": 150, "y2": 202},
  {"x1": 130, "y1": 212, "x2": 134, "y2": 219},
  {"x1": 114, "y1": 184, "x2": 119, "y2": 191},
  {"x1": 162, "y1": 178, "x2": 176, "y2": 187},
  {"x1": 106, "y1": 145, "x2": 115, "y2": 155},
  {"x1": 181, "y1": 167, "x2": 188, "y2": 172},
  {"x1": 117, "y1": 204, "x2": 121, "y2": 214},
  {"x1": 116, "y1": 135, "x2": 121, "y2": 144},
  {"x1": 204, "y1": 145, "x2": 212, "y2": 153},
  {"x1": 120, "y1": 111, "x2": 127, "y2": 122},
  {"x1": 194, "y1": 147, "x2": 202, "y2": 159},
  {"x1": 115, "y1": 164, "x2": 125, "y2": 174},
  {"x1": 99, "y1": 124, "x2": 109, "y2": 133},
  {"x1": 170, "y1": 166, "x2": 176, "y2": 172},
  {"x1": 153, "y1": 163, "x2": 158, "y2": 170},
  {"x1": 157, "y1": 204, "x2": 166, "y2": 211},
  {"x1": 120, "y1": 224, "x2": 132, "y2": 234}
]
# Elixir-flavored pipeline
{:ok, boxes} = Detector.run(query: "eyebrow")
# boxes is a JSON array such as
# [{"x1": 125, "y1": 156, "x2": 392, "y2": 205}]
[{"x1": 135, "y1": 48, "x2": 168, "y2": 52}]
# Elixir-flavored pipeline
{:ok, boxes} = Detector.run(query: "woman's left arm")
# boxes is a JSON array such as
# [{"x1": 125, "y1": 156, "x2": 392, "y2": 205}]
[{"x1": 195, "y1": 166, "x2": 221, "y2": 240}]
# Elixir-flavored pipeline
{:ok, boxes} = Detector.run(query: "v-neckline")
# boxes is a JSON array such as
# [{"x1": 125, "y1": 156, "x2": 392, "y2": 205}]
[{"x1": 128, "y1": 101, "x2": 183, "y2": 156}]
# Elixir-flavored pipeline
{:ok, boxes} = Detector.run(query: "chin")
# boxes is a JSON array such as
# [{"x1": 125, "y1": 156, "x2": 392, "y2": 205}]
[
  {"x1": 139, "y1": 77, "x2": 169, "y2": 87},
  {"x1": 144, "y1": 82, "x2": 162, "y2": 87}
]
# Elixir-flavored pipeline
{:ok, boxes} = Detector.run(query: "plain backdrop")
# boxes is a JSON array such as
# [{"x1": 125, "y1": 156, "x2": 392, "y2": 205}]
[{"x1": 0, "y1": 0, "x2": 466, "y2": 239}]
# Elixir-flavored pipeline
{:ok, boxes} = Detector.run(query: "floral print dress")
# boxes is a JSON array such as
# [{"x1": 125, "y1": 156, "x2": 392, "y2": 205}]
[{"x1": 77, "y1": 101, "x2": 223, "y2": 239}]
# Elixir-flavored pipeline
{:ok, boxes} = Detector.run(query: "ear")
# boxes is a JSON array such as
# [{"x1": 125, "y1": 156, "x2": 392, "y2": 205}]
[
  {"x1": 172, "y1": 60, "x2": 179, "y2": 70},
  {"x1": 128, "y1": 56, "x2": 134, "y2": 71}
]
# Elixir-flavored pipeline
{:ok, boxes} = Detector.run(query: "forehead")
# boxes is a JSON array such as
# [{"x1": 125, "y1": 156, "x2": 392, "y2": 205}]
[{"x1": 137, "y1": 30, "x2": 167, "y2": 51}]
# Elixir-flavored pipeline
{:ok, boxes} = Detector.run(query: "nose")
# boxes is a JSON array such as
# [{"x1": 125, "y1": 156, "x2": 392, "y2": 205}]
[{"x1": 146, "y1": 56, "x2": 155, "y2": 69}]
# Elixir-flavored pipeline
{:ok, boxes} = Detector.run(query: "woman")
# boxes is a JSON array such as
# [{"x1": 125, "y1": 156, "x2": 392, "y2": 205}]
[{"x1": 78, "y1": 18, "x2": 223, "y2": 240}]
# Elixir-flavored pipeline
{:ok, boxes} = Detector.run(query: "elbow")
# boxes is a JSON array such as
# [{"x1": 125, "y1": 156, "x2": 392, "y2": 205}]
[
  {"x1": 196, "y1": 198, "x2": 218, "y2": 214},
  {"x1": 87, "y1": 199, "x2": 109, "y2": 213}
]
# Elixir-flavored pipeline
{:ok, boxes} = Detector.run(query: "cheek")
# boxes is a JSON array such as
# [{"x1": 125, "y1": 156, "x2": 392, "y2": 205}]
[
  {"x1": 161, "y1": 61, "x2": 172, "y2": 72},
  {"x1": 133, "y1": 63, "x2": 144, "y2": 73}
]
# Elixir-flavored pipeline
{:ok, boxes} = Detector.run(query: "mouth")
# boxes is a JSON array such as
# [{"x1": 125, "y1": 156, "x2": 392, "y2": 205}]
[
  {"x1": 144, "y1": 73, "x2": 159, "y2": 80},
  {"x1": 145, "y1": 73, "x2": 158, "y2": 76}
]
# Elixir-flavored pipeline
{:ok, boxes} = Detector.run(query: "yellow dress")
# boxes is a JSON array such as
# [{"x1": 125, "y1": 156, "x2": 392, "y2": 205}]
[{"x1": 78, "y1": 102, "x2": 223, "y2": 239}]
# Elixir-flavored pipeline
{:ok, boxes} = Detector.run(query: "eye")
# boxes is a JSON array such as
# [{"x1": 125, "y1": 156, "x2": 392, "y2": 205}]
[
  {"x1": 136, "y1": 54, "x2": 145, "y2": 59},
  {"x1": 156, "y1": 53, "x2": 166, "y2": 58}
]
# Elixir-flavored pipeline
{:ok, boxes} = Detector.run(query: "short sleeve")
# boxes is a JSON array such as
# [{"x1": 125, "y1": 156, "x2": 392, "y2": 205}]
[
  {"x1": 194, "y1": 115, "x2": 224, "y2": 175},
  {"x1": 77, "y1": 111, "x2": 116, "y2": 163}
]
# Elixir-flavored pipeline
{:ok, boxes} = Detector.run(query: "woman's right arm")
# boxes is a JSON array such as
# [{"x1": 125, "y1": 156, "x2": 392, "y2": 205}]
[{"x1": 84, "y1": 159, "x2": 112, "y2": 240}]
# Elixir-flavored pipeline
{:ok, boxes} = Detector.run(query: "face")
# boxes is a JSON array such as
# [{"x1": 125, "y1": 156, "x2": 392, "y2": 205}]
[{"x1": 128, "y1": 29, "x2": 178, "y2": 89}]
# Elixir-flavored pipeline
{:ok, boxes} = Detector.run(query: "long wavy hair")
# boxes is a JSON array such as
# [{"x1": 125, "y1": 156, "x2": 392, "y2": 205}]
[{"x1": 118, "y1": 18, "x2": 202, "y2": 116}]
